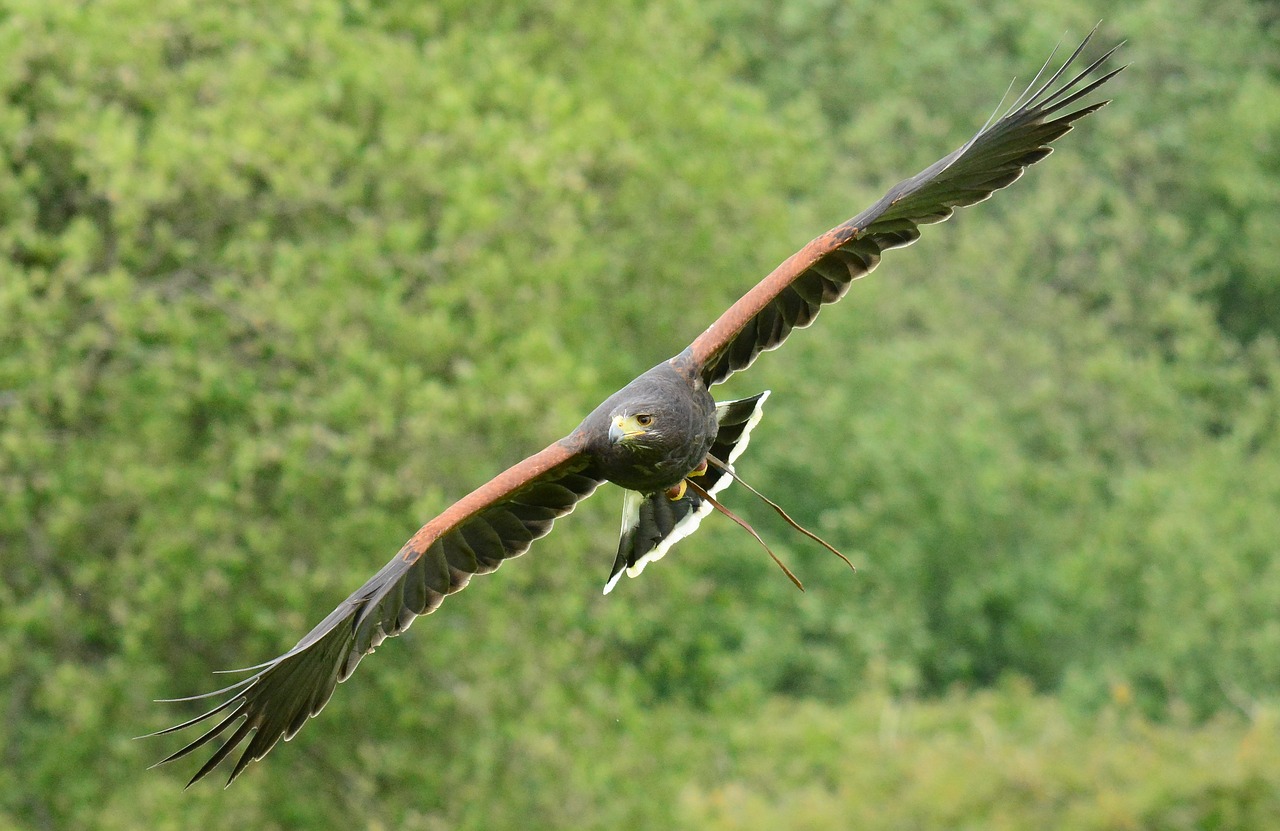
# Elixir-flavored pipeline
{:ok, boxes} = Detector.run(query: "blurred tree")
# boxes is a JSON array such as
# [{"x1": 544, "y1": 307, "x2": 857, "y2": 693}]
[{"x1": 1, "y1": 0, "x2": 1277, "y2": 828}]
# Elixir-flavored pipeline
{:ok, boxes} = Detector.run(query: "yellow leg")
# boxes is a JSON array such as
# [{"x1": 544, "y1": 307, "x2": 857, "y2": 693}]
[{"x1": 665, "y1": 479, "x2": 687, "y2": 500}]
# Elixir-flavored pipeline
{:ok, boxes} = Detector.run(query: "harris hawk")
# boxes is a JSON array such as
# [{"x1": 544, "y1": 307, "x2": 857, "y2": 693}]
[{"x1": 153, "y1": 31, "x2": 1123, "y2": 785}]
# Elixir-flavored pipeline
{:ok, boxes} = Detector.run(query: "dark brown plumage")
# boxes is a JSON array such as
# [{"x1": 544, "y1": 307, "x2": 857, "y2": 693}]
[
  {"x1": 152, "y1": 31, "x2": 1123, "y2": 785},
  {"x1": 578, "y1": 359, "x2": 719, "y2": 492}
]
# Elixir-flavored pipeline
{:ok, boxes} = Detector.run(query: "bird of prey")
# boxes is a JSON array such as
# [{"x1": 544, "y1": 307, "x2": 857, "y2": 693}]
[{"x1": 153, "y1": 31, "x2": 1122, "y2": 785}]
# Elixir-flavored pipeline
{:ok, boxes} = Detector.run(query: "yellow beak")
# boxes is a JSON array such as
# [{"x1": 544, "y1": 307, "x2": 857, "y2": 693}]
[{"x1": 609, "y1": 415, "x2": 644, "y2": 443}]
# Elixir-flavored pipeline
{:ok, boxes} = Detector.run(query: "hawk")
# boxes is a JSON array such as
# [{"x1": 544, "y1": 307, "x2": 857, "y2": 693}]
[{"x1": 153, "y1": 31, "x2": 1122, "y2": 785}]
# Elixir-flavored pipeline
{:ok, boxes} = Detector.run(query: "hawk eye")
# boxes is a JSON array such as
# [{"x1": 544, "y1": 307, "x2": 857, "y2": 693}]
[{"x1": 635, "y1": 413, "x2": 654, "y2": 427}]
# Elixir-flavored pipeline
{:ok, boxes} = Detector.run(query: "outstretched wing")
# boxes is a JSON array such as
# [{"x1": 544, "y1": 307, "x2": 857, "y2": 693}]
[
  {"x1": 603, "y1": 392, "x2": 769, "y2": 593},
  {"x1": 686, "y1": 30, "x2": 1123, "y2": 388},
  {"x1": 151, "y1": 438, "x2": 602, "y2": 786}
]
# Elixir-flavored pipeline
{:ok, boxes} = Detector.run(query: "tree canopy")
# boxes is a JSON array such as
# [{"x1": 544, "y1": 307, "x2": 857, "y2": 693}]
[{"x1": 2, "y1": 1, "x2": 1278, "y2": 828}]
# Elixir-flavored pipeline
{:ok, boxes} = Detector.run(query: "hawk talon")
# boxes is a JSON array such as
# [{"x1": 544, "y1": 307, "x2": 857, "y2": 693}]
[{"x1": 665, "y1": 480, "x2": 687, "y2": 500}]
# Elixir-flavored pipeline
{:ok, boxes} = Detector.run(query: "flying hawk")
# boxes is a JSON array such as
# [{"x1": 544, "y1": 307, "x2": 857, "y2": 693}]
[{"x1": 153, "y1": 30, "x2": 1122, "y2": 786}]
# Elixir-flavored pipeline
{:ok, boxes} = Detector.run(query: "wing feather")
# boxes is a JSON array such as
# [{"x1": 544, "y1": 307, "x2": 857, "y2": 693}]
[
  {"x1": 150, "y1": 437, "x2": 602, "y2": 786},
  {"x1": 687, "y1": 30, "x2": 1122, "y2": 387}
]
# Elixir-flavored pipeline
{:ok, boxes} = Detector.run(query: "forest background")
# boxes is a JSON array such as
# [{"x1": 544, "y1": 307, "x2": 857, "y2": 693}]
[{"x1": 3, "y1": 0, "x2": 1279, "y2": 828}]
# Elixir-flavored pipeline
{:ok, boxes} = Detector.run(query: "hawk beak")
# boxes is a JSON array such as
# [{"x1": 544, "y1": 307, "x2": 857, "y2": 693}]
[
  {"x1": 610, "y1": 416, "x2": 647, "y2": 444},
  {"x1": 609, "y1": 417, "x2": 627, "y2": 444}
]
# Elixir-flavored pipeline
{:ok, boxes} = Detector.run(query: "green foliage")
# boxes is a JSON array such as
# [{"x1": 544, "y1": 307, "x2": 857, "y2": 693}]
[
  {"x1": 682, "y1": 683, "x2": 1280, "y2": 831},
  {"x1": 1, "y1": 0, "x2": 1277, "y2": 828}
]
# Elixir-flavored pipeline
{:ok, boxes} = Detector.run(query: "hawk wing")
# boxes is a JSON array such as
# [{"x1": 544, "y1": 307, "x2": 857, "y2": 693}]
[
  {"x1": 151, "y1": 438, "x2": 602, "y2": 786},
  {"x1": 686, "y1": 30, "x2": 1123, "y2": 388}
]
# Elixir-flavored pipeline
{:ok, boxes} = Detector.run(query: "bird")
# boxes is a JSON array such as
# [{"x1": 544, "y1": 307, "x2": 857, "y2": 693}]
[{"x1": 151, "y1": 30, "x2": 1123, "y2": 786}]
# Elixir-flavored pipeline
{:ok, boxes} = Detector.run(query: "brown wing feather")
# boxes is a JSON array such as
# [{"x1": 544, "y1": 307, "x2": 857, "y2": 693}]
[
  {"x1": 687, "y1": 30, "x2": 1123, "y2": 387},
  {"x1": 150, "y1": 437, "x2": 601, "y2": 786}
]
